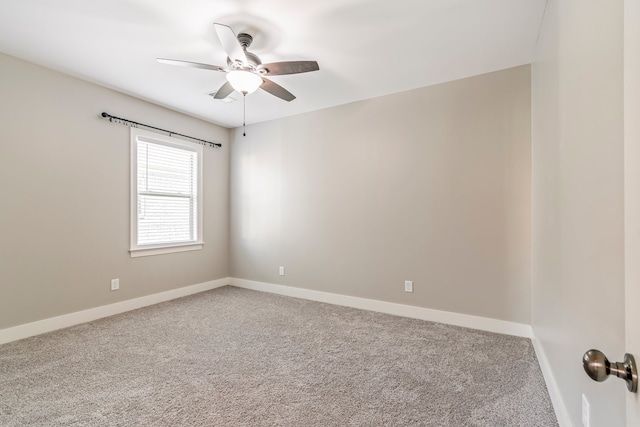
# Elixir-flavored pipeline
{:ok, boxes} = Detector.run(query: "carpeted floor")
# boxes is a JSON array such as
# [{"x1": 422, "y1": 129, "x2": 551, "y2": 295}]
[{"x1": 0, "y1": 286, "x2": 557, "y2": 426}]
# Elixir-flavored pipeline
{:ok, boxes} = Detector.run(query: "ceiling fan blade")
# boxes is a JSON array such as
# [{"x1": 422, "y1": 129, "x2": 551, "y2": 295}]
[
  {"x1": 214, "y1": 23, "x2": 247, "y2": 66},
  {"x1": 157, "y1": 58, "x2": 226, "y2": 72},
  {"x1": 260, "y1": 78, "x2": 296, "y2": 102},
  {"x1": 258, "y1": 61, "x2": 319, "y2": 76},
  {"x1": 214, "y1": 81, "x2": 234, "y2": 99}
]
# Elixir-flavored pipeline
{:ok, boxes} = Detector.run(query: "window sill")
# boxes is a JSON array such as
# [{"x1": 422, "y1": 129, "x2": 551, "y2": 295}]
[{"x1": 130, "y1": 242, "x2": 204, "y2": 258}]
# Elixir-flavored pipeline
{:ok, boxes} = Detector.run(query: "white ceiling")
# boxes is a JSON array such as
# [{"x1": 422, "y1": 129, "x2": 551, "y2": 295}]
[{"x1": 0, "y1": 0, "x2": 546, "y2": 128}]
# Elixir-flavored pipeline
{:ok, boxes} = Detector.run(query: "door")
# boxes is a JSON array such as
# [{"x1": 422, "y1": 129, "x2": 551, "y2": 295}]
[{"x1": 626, "y1": 0, "x2": 640, "y2": 425}]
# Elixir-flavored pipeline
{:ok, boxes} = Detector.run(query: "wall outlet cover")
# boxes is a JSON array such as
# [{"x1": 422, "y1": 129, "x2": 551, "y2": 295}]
[
  {"x1": 582, "y1": 393, "x2": 590, "y2": 427},
  {"x1": 404, "y1": 280, "x2": 413, "y2": 293},
  {"x1": 110, "y1": 278, "x2": 120, "y2": 291}
]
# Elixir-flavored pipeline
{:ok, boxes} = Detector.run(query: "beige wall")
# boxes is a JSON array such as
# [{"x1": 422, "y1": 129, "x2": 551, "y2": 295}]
[
  {"x1": 531, "y1": 0, "x2": 625, "y2": 426},
  {"x1": 0, "y1": 53, "x2": 230, "y2": 329},
  {"x1": 230, "y1": 66, "x2": 532, "y2": 324}
]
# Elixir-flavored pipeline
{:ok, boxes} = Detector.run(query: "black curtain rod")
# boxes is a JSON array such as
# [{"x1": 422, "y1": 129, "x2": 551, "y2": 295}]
[{"x1": 100, "y1": 112, "x2": 222, "y2": 148}]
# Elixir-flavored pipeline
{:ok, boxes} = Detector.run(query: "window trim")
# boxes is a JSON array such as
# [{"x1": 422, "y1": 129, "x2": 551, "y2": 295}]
[{"x1": 130, "y1": 127, "x2": 204, "y2": 258}]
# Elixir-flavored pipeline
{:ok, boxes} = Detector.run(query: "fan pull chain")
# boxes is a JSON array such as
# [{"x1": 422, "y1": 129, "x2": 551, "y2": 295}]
[{"x1": 243, "y1": 93, "x2": 246, "y2": 137}]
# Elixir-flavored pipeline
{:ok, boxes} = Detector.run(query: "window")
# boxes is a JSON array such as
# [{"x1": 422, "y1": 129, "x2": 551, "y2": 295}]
[{"x1": 130, "y1": 128, "x2": 203, "y2": 257}]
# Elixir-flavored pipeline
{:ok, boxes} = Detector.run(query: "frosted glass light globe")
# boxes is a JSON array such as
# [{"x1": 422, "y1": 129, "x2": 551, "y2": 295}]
[{"x1": 226, "y1": 70, "x2": 262, "y2": 94}]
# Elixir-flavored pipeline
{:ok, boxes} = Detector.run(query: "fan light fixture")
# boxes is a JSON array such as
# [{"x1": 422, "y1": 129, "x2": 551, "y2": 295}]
[{"x1": 226, "y1": 70, "x2": 262, "y2": 94}]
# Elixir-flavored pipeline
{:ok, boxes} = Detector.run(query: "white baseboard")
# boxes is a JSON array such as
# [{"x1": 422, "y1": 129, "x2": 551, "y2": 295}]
[
  {"x1": 0, "y1": 277, "x2": 230, "y2": 345},
  {"x1": 230, "y1": 278, "x2": 532, "y2": 338},
  {"x1": 531, "y1": 333, "x2": 573, "y2": 427}
]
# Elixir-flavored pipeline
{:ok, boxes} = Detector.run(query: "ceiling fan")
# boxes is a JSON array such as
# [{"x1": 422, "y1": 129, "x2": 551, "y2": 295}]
[{"x1": 158, "y1": 23, "x2": 319, "y2": 102}]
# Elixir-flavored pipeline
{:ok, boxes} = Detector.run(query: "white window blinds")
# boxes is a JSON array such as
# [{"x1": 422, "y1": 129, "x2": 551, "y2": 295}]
[{"x1": 137, "y1": 141, "x2": 198, "y2": 245}]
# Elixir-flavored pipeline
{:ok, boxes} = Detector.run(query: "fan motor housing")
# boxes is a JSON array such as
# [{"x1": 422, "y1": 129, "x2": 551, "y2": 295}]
[{"x1": 244, "y1": 51, "x2": 261, "y2": 66}]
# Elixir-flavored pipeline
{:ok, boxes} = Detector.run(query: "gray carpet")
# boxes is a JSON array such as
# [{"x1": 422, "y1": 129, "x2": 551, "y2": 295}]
[{"x1": 0, "y1": 286, "x2": 557, "y2": 426}]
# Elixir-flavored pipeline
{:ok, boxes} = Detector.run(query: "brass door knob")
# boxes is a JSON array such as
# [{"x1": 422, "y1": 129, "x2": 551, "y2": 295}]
[{"x1": 582, "y1": 349, "x2": 638, "y2": 392}]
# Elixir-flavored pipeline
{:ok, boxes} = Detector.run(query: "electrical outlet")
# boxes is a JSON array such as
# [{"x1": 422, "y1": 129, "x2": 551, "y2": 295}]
[
  {"x1": 110, "y1": 278, "x2": 120, "y2": 291},
  {"x1": 404, "y1": 280, "x2": 413, "y2": 293},
  {"x1": 582, "y1": 393, "x2": 590, "y2": 427},
  {"x1": 279, "y1": 266, "x2": 285, "y2": 276}
]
